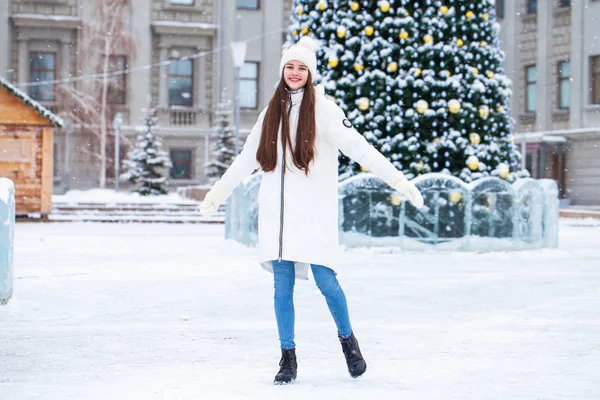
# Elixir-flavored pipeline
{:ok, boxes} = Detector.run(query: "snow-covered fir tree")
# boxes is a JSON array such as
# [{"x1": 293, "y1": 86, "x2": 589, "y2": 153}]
[
  {"x1": 206, "y1": 97, "x2": 238, "y2": 183},
  {"x1": 285, "y1": 0, "x2": 527, "y2": 183},
  {"x1": 120, "y1": 107, "x2": 172, "y2": 195}
]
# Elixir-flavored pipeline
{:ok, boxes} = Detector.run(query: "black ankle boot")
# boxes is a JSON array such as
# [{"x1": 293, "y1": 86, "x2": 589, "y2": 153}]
[
  {"x1": 274, "y1": 348, "x2": 297, "y2": 384},
  {"x1": 339, "y1": 332, "x2": 367, "y2": 378}
]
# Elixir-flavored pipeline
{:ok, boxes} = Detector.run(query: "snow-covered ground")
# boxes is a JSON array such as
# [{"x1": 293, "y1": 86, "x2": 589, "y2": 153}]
[{"x1": 1, "y1": 221, "x2": 599, "y2": 400}]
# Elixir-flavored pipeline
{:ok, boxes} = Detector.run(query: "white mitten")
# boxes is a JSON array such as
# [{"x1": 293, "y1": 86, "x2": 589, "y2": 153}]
[
  {"x1": 199, "y1": 188, "x2": 226, "y2": 216},
  {"x1": 391, "y1": 172, "x2": 424, "y2": 209}
]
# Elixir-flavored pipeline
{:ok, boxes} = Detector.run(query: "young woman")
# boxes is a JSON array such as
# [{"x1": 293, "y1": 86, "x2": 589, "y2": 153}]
[{"x1": 200, "y1": 37, "x2": 424, "y2": 384}]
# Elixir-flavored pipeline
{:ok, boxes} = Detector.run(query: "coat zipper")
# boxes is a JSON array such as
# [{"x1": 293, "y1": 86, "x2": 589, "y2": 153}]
[{"x1": 278, "y1": 99, "x2": 293, "y2": 262}]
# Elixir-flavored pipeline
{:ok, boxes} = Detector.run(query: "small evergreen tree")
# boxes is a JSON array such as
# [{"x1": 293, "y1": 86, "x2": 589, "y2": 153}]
[
  {"x1": 206, "y1": 97, "x2": 238, "y2": 183},
  {"x1": 120, "y1": 107, "x2": 172, "y2": 195}
]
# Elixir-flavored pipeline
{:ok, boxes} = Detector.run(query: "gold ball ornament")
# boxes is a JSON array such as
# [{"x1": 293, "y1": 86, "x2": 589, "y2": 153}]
[
  {"x1": 328, "y1": 58, "x2": 339, "y2": 68},
  {"x1": 479, "y1": 105, "x2": 490, "y2": 119},
  {"x1": 388, "y1": 62, "x2": 398, "y2": 72},
  {"x1": 469, "y1": 132, "x2": 481, "y2": 145},
  {"x1": 318, "y1": 1, "x2": 326, "y2": 11},
  {"x1": 457, "y1": 39, "x2": 464, "y2": 47},
  {"x1": 440, "y1": 6, "x2": 449, "y2": 15},
  {"x1": 354, "y1": 63, "x2": 364, "y2": 72},
  {"x1": 466, "y1": 10, "x2": 474, "y2": 20},
  {"x1": 365, "y1": 26, "x2": 374, "y2": 36},
  {"x1": 472, "y1": 67, "x2": 479, "y2": 75},
  {"x1": 483, "y1": 13, "x2": 489, "y2": 20},
  {"x1": 497, "y1": 105, "x2": 505, "y2": 113},
  {"x1": 415, "y1": 161, "x2": 424, "y2": 171},
  {"x1": 442, "y1": 70, "x2": 451, "y2": 77},
  {"x1": 380, "y1": 1, "x2": 391, "y2": 12},
  {"x1": 424, "y1": 35, "x2": 433, "y2": 44},
  {"x1": 498, "y1": 163, "x2": 510, "y2": 179},
  {"x1": 350, "y1": 2, "x2": 359, "y2": 12},
  {"x1": 448, "y1": 99, "x2": 461, "y2": 114},
  {"x1": 389, "y1": 193, "x2": 402, "y2": 206},
  {"x1": 487, "y1": 71, "x2": 495, "y2": 79},
  {"x1": 399, "y1": 31, "x2": 409, "y2": 40},
  {"x1": 467, "y1": 156, "x2": 480, "y2": 171},
  {"x1": 336, "y1": 26, "x2": 347, "y2": 38},
  {"x1": 449, "y1": 191, "x2": 463, "y2": 204},
  {"x1": 296, "y1": 5, "x2": 304, "y2": 15},
  {"x1": 358, "y1": 97, "x2": 370, "y2": 111},
  {"x1": 301, "y1": 27, "x2": 309, "y2": 35},
  {"x1": 433, "y1": 137, "x2": 440, "y2": 143},
  {"x1": 415, "y1": 99, "x2": 429, "y2": 114},
  {"x1": 292, "y1": 30, "x2": 298, "y2": 37},
  {"x1": 480, "y1": 41, "x2": 487, "y2": 48},
  {"x1": 415, "y1": 68, "x2": 422, "y2": 77}
]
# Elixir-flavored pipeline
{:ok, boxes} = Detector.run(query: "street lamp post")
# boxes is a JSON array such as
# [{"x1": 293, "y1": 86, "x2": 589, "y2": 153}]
[
  {"x1": 113, "y1": 113, "x2": 124, "y2": 191},
  {"x1": 230, "y1": 16, "x2": 247, "y2": 156},
  {"x1": 63, "y1": 119, "x2": 72, "y2": 193}
]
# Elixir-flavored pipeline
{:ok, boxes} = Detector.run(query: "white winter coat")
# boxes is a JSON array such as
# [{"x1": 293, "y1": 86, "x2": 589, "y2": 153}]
[{"x1": 212, "y1": 85, "x2": 401, "y2": 280}]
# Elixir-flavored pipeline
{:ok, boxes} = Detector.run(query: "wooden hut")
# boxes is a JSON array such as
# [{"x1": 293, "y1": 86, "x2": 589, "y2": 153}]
[{"x1": 0, "y1": 76, "x2": 63, "y2": 217}]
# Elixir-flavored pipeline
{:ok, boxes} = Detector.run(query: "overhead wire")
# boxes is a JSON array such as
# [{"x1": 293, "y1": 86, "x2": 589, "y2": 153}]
[{"x1": 18, "y1": 27, "x2": 287, "y2": 87}]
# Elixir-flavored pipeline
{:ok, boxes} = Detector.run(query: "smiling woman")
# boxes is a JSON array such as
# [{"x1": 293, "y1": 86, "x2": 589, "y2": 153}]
[{"x1": 198, "y1": 35, "x2": 423, "y2": 385}]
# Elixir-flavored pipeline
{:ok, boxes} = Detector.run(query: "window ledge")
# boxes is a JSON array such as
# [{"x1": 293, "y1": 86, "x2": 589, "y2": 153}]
[
  {"x1": 160, "y1": 106, "x2": 204, "y2": 112},
  {"x1": 162, "y1": 5, "x2": 206, "y2": 13},
  {"x1": 520, "y1": 112, "x2": 536, "y2": 120},
  {"x1": 553, "y1": 109, "x2": 570, "y2": 116},
  {"x1": 521, "y1": 13, "x2": 537, "y2": 22},
  {"x1": 553, "y1": 7, "x2": 571, "y2": 16},
  {"x1": 169, "y1": 178, "x2": 196, "y2": 183},
  {"x1": 584, "y1": 104, "x2": 600, "y2": 111}
]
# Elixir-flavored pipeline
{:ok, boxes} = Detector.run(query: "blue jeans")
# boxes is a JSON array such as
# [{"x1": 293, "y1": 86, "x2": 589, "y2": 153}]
[{"x1": 273, "y1": 260, "x2": 353, "y2": 350}]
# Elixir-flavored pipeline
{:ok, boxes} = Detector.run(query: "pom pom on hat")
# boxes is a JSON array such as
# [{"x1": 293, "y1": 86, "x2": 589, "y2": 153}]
[
  {"x1": 280, "y1": 36, "x2": 320, "y2": 81},
  {"x1": 296, "y1": 36, "x2": 320, "y2": 52}
]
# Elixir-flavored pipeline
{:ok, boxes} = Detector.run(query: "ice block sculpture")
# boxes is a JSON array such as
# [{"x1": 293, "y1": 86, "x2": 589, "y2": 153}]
[
  {"x1": 0, "y1": 178, "x2": 15, "y2": 305},
  {"x1": 225, "y1": 173, "x2": 560, "y2": 252},
  {"x1": 225, "y1": 173, "x2": 262, "y2": 246}
]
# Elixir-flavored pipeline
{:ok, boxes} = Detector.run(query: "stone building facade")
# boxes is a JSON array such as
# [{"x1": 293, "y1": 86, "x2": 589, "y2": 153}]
[
  {"x1": 497, "y1": 0, "x2": 600, "y2": 205},
  {"x1": 0, "y1": 0, "x2": 293, "y2": 192}
]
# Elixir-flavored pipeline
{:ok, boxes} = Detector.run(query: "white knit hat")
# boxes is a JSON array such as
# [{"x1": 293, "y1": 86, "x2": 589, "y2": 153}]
[{"x1": 279, "y1": 36, "x2": 320, "y2": 82}]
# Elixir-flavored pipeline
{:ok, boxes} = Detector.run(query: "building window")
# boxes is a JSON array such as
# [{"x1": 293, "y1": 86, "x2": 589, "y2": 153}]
[
  {"x1": 170, "y1": 0, "x2": 194, "y2": 5},
  {"x1": 592, "y1": 56, "x2": 600, "y2": 105},
  {"x1": 237, "y1": 0, "x2": 259, "y2": 9},
  {"x1": 526, "y1": 65, "x2": 537, "y2": 112},
  {"x1": 558, "y1": 0, "x2": 571, "y2": 7},
  {"x1": 29, "y1": 52, "x2": 56, "y2": 101},
  {"x1": 170, "y1": 149, "x2": 193, "y2": 179},
  {"x1": 527, "y1": 0, "x2": 537, "y2": 13},
  {"x1": 558, "y1": 60, "x2": 570, "y2": 109},
  {"x1": 106, "y1": 55, "x2": 128, "y2": 104},
  {"x1": 240, "y1": 62, "x2": 259, "y2": 109},
  {"x1": 169, "y1": 59, "x2": 193, "y2": 107},
  {"x1": 496, "y1": 0, "x2": 505, "y2": 20}
]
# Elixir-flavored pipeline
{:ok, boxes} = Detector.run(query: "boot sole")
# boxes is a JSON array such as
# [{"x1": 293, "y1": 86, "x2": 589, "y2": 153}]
[{"x1": 273, "y1": 378, "x2": 296, "y2": 385}]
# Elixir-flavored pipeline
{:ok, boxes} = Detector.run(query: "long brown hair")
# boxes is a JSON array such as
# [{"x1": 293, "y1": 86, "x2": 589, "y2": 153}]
[{"x1": 256, "y1": 74, "x2": 316, "y2": 175}]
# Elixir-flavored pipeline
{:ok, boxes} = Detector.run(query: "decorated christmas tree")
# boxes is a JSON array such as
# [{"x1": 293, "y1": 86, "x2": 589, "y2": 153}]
[
  {"x1": 120, "y1": 107, "x2": 172, "y2": 195},
  {"x1": 285, "y1": 0, "x2": 527, "y2": 183},
  {"x1": 206, "y1": 96, "x2": 238, "y2": 183}
]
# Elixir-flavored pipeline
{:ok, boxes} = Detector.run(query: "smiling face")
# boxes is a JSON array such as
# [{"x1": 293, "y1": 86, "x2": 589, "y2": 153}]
[{"x1": 283, "y1": 60, "x2": 309, "y2": 91}]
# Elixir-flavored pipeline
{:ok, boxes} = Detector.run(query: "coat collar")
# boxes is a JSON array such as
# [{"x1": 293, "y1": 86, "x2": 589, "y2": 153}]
[{"x1": 287, "y1": 84, "x2": 326, "y2": 106}]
